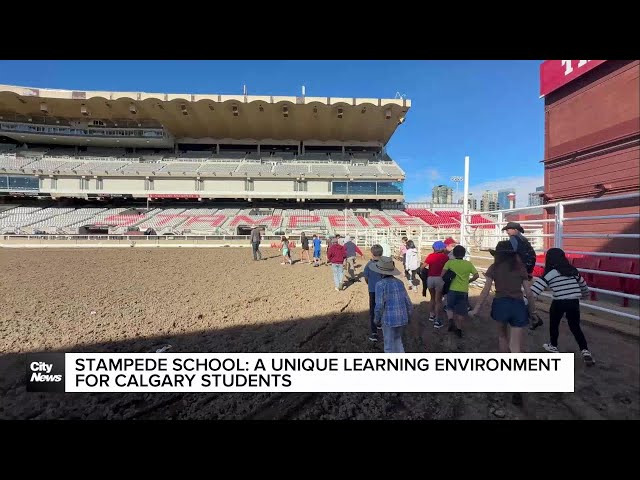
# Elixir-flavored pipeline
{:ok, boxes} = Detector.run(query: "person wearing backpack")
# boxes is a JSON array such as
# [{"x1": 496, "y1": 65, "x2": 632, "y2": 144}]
[
  {"x1": 502, "y1": 222, "x2": 543, "y2": 330},
  {"x1": 530, "y1": 248, "x2": 595, "y2": 366}
]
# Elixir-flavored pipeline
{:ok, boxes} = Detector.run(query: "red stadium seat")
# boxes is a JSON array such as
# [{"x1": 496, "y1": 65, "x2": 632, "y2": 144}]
[
  {"x1": 573, "y1": 257, "x2": 599, "y2": 277},
  {"x1": 624, "y1": 278, "x2": 640, "y2": 296},
  {"x1": 599, "y1": 257, "x2": 632, "y2": 274},
  {"x1": 591, "y1": 273, "x2": 625, "y2": 306},
  {"x1": 573, "y1": 257, "x2": 600, "y2": 301},
  {"x1": 591, "y1": 274, "x2": 622, "y2": 292}
]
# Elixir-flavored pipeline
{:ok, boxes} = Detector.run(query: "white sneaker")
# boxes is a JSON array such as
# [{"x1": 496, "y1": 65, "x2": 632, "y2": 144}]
[
  {"x1": 581, "y1": 349, "x2": 595, "y2": 366},
  {"x1": 428, "y1": 314, "x2": 436, "y2": 322},
  {"x1": 543, "y1": 343, "x2": 559, "y2": 353}
]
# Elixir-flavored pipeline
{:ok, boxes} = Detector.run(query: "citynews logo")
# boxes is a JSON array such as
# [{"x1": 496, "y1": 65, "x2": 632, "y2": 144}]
[{"x1": 26, "y1": 353, "x2": 65, "y2": 392}]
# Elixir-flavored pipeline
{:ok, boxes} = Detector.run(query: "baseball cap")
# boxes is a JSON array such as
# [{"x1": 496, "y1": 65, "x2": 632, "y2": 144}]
[
  {"x1": 432, "y1": 241, "x2": 446, "y2": 251},
  {"x1": 443, "y1": 237, "x2": 457, "y2": 246}
]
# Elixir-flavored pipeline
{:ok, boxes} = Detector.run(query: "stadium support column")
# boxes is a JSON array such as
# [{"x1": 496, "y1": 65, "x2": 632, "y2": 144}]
[{"x1": 461, "y1": 156, "x2": 469, "y2": 251}]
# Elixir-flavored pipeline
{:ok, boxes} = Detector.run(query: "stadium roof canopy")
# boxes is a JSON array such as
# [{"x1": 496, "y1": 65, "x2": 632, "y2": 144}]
[{"x1": 0, "y1": 84, "x2": 411, "y2": 145}]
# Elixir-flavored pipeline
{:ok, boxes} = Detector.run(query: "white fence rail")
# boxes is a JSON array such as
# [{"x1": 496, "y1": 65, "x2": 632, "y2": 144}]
[{"x1": 461, "y1": 192, "x2": 640, "y2": 321}]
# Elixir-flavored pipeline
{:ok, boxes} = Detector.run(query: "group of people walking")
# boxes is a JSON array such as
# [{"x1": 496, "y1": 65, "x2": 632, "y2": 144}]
[
  {"x1": 361, "y1": 221, "x2": 595, "y2": 406},
  {"x1": 251, "y1": 224, "x2": 596, "y2": 388}
]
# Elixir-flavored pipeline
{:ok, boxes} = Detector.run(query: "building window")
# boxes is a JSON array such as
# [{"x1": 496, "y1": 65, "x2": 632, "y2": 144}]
[{"x1": 96, "y1": 178, "x2": 103, "y2": 190}]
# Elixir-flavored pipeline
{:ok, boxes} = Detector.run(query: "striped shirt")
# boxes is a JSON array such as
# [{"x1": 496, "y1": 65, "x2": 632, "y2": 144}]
[{"x1": 530, "y1": 269, "x2": 589, "y2": 300}]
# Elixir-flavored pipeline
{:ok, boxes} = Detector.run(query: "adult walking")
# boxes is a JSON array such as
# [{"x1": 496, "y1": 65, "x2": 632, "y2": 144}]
[
  {"x1": 250, "y1": 226, "x2": 262, "y2": 261},
  {"x1": 343, "y1": 235, "x2": 364, "y2": 282}
]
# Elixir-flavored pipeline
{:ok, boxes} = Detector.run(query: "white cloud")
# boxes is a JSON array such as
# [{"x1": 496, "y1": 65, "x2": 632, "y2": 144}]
[
  {"x1": 411, "y1": 168, "x2": 441, "y2": 181},
  {"x1": 468, "y1": 175, "x2": 543, "y2": 208}
]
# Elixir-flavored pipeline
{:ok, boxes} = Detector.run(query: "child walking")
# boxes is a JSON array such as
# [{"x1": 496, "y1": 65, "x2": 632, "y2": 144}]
[
  {"x1": 280, "y1": 236, "x2": 293, "y2": 265},
  {"x1": 442, "y1": 245, "x2": 479, "y2": 337},
  {"x1": 371, "y1": 256, "x2": 414, "y2": 353},
  {"x1": 530, "y1": 248, "x2": 595, "y2": 366},
  {"x1": 424, "y1": 240, "x2": 449, "y2": 328},
  {"x1": 363, "y1": 244, "x2": 385, "y2": 343},
  {"x1": 312, "y1": 234, "x2": 322, "y2": 267},
  {"x1": 404, "y1": 240, "x2": 420, "y2": 292}
]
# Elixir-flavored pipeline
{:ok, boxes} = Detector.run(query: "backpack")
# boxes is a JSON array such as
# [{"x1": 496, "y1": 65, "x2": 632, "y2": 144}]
[{"x1": 515, "y1": 236, "x2": 537, "y2": 275}]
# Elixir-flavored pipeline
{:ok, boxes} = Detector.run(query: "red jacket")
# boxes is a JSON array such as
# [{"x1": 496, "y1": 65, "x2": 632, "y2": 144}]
[{"x1": 327, "y1": 243, "x2": 346, "y2": 264}]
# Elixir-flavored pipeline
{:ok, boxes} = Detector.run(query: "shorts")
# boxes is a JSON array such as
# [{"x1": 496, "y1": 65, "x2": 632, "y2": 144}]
[
  {"x1": 302, "y1": 245, "x2": 309, "y2": 251},
  {"x1": 490, "y1": 297, "x2": 529, "y2": 328},
  {"x1": 313, "y1": 249, "x2": 321, "y2": 258},
  {"x1": 427, "y1": 276, "x2": 444, "y2": 290},
  {"x1": 447, "y1": 290, "x2": 469, "y2": 315}
]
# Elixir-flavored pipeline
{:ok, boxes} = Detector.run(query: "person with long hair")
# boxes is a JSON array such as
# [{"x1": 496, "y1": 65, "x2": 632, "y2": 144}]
[
  {"x1": 530, "y1": 248, "x2": 594, "y2": 366},
  {"x1": 299, "y1": 232, "x2": 311, "y2": 264},
  {"x1": 470, "y1": 240, "x2": 534, "y2": 406},
  {"x1": 280, "y1": 236, "x2": 293, "y2": 265}
]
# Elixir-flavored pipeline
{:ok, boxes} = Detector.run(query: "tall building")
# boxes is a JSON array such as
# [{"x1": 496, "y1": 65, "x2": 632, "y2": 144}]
[
  {"x1": 481, "y1": 190, "x2": 498, "y2": 212},
  {"x1": 432, "y1": 184, "x2": 453, "y2": 204},
  {"x1": 528, "y1": 186, "x2": 544, "y2": 206},
  {"x1": 465, "y1": 193, "x2": 478, "y2": 210},
  {"x1": 498, "y1": 188, "x2": 516, "y2": 210}
]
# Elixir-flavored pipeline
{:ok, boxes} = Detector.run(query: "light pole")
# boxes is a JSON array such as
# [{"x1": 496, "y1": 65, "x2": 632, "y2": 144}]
[{"x1": 450, "y1": 176, "x2": 464, "y2": 204}]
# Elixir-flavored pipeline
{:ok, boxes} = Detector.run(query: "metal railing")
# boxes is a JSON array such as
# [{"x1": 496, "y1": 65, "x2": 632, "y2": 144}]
[{"x1": 461, "y1": 192, "x2": 640, "y2": 321}]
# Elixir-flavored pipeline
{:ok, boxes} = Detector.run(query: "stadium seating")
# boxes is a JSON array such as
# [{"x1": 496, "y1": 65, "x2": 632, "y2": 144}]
[
  {"x1": 163, "y1": 162, "x2": 202, "y2": 174},
  {"x1": 348, "y1": 165, "x2": 382, "y2": 177},
  {"x1": 0, "y1": 154, "x2": 38, "y2": 171},
  {"x1": 119, "y1": 162, "x2": 167, "y2": 175},
  {"x1": 273, "y1": 163, "x2": 309, "y2": 176},
  {"x1": 197, "y1": 163, "x2": 241, "y2": 175},
  {"x1": 28, "y1": 208, "x2": 106, "y2": 232},
  {"x1": 236, "y1": 162, "x2": 274, "y2": 175}
]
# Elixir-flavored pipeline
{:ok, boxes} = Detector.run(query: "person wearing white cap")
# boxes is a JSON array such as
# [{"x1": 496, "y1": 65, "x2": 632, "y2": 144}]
[{"x1": 370, "y1": 256, "x2": 414, "y2": 353}]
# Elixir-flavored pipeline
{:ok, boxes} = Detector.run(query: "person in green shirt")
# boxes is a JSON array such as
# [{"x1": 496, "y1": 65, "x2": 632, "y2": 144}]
[{"x1": 442, "y1": 245, "x2": 479, "y2": 337}]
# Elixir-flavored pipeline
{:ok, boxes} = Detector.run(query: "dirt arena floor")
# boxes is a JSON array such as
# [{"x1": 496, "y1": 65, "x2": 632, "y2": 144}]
[{"x1": 1, "y1": 247, "x2": 638, "y2": 420}]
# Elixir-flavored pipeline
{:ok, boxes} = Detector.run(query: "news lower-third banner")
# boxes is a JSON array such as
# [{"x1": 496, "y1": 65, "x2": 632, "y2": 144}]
[{"x1": 27, "y1": 353, "x2": 575, "y2": 393}]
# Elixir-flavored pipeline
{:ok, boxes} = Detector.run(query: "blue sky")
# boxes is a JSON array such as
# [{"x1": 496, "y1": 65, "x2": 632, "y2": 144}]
[{"x1": 0, "y1": 60, "x2": 544, "y2": 206}]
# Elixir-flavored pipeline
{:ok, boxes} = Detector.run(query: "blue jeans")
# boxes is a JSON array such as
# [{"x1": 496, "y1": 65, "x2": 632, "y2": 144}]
[
  {"x1": 331, "y1": 263, "x2": 344, "y2": 289},
  {"x1": 382, "y1": 325, "x2": 405, "y2": 353},
  {"x1": 368, "y1": 292, "x2": 377, "y2": 335},
  {"x1": 251, "y1": 242, "x2": 262, "y2": 260}
]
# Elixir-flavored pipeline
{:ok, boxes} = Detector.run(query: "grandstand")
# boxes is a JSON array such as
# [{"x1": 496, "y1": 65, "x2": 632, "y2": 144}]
[{"x1": 0, "y1": 83, "x2": 498, "y2": 239}]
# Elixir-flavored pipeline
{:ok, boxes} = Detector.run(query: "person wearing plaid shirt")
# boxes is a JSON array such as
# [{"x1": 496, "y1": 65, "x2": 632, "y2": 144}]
[{"x1": 372, "y1": 257, "x2": 414, "y2": 353}]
